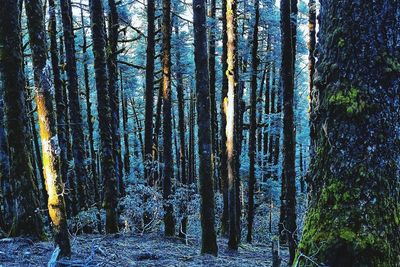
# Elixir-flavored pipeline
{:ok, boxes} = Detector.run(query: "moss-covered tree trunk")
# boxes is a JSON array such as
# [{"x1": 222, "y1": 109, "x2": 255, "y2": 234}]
[
  {"x1": 161, "y1": 0, "x2": 175, "y2": 236},
  {"x1": 107, "y1": 0, "x2": 124, "y2": 197},
  {"x1": 89, "y1": 0, "x2": 119, "y2": 234},
  {"x1": 60, "y1": 0, "x2": 89, "y2": 210},
  {"x1": 48, "y1": 0, "x2": 72, "y2": 217},
  {"x1": 296, "y1": 1, "x2": 400, "y2": 266},
  {"x1": 24, "y1": 0, "x2": 71, "y2": 255},
  {"x1": 80, "y1": 6, "x2": 99, "y2": 207},
  {"x1": 0, "y1": 0, "x2": 44, "y2": 238},
  {"x1": 193, "y1": 0, "x2": 218, "y2": 255}
]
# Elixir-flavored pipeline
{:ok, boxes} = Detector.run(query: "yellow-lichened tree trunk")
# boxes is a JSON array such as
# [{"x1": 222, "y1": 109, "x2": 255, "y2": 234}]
[{"x1": 25, "y1": 0, "x2": 71, "y2": 257}]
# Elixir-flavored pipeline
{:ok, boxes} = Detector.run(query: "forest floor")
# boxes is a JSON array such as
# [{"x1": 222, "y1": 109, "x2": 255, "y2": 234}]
[{"x1": 0, "y1": 233, "x2": 289, "y2": 266}]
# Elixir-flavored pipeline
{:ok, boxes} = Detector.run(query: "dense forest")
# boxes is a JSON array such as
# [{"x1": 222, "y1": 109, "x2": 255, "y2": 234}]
[{"x1": 0, "y1": 0, "x2": 399, "y2": 266}]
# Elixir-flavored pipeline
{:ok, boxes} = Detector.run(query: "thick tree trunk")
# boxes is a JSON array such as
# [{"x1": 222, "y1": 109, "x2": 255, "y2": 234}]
[
  {"x1": 145, "y1": 0, "x2": 156, "y2": 184},
  {"x1": 247, "y1": 0, "x2": 259, "y2": 244},
  {"x1": 60, "y1": 0, "x2": 88, "y2": 210},
  {"x1": 89, "y1": 0, "x2": 119, "y2": 234},
  {"x1": 0, "y1": 34, "x2": 11, "y2": 233},
  {"x1": 162, "y1": 0, "x2": 175, "y2": 236},
  {"x1": 296, "y1": 1, "x2": 400, "y2": 266},
  {"x1": 0, "y1": 0, "x2": 44, "y2": 238},
  {"x1": 279, "y1": 0, "x2": 297, "y2": 263},
  {"x1": 25, "y1": 0, "x2": 71, "y2": 255},
  {"x1": 193, "y1": 0, "x2": 218, "y2": 255}
]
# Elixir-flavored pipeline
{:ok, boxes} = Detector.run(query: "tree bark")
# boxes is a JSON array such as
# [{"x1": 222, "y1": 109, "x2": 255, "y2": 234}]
[
  {"x1": 60, "y1": 0, "x2": 89, "y2": 210},
  {"x1": 279, "y1": 0, "x2": 297, "y2": 263},
  {"x1": 145, "y1": 0, "x2": 156, "y2": 184},
  {"x1": 296, "y1": 1, "x2": 400, "y2": 266},
  {"x1": 89, "y1": 0, "x2": 119, "y2": 234},
  {"x1": 247, "y1": 0, "x2": 259, "y2": 244},
  {"x1": 220, "y1": 0, "x2": 229, "y2": 238},
  {"x1": 225, "y1": 0, "x2": 239, "y2": 250},
  {"x1": 25, "y1": 0, "x2": 71, "y2": 255},
  {"x1": 193, "y1": 0, "x2": 218, "y2": 255},
  {"x1": 0, "y1": 0, "x2": 44, "y2": 238},
  {"x1": 107, "y1": 0, "x2": 124, "y2": 196},
  {"x1": 162, "y1": 0, "x2": 175, "y2": 236}
]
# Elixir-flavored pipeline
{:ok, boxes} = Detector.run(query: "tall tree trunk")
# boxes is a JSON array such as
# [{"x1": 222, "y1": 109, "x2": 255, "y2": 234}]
[
  {"x1": 297, "y1": 1, "x2": 400, "y2": 266},
  {"x1": 188, "y1": 92, "x2": 195, "y2": 185},
  {"x1": 225, "y1": 0, "x2": 239, "y2": 250},
  {"x1": 220, "y1": 0, "x2": 229, "y2": 237},
  {"x1": 60, "y1": 0, "x2": 88, "y2": 210},
  {"x1": 120, "y1": 70, "x2": 130, "y2": 175},
  {"x1": 0, "y1": 0, "x2": 44, "y2": 238},
  {"x1": 247, "y1": 0, "x2": 259, "y2": 244},
  {"x1": 24, "y1": 0, "x2": 71, "y2": 255},
  {"x1": 173, "y1": 18, "x2": 187, "y2": 239},
  {"x1": 308, "y1": 0, "x2": 316, "y2": 162},
  {"x1": 80, "y1": 5, "x2": 99, "y2": 207},
  {"x1": 279, "y1": 0, "x2": 297, "y2": 263},
  {"x1": 48, "y1": 0, "x2": 72, "y2": 217},
  {"x1": 107, "y1": 0, "x2": 124, "y2": 197},
  {"x1": 89, "y1": 0, "x2": 119, "y2": 234},
  {"x1": 59, "y1": 35, "x2": 78, "y2": 216},
  {"x1": 208, "y1": 0, "x2": 218, "y2": 189},
  {"x1": 145, "y1": 0, "x2": 156, "y2": 184},
  {"x1": 0, "y1": 36, "x2": 11, "y2": 233},
  {"x1": 193, "y1": 0, "x2": 218, "y2": 255},
  {"x1": 161, "y1": 0, "x2": 175, "y2": 236}
]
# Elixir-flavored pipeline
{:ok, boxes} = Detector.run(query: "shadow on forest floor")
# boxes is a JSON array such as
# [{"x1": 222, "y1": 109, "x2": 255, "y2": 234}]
[{"x1": 0, "y1": 233, "x2": 289, "y2": 266}]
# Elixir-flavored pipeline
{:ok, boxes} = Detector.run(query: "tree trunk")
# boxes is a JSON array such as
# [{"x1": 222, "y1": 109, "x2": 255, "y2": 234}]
[
  {"x1": 60, "y1": 0, "x2": 88, "y2": 210},
  {"x1": 208, "y1": 0, "x2": 218, "y2": 190},
  {"x1": 120, "y1": 71, "x2": 130, "y2": 175},
  {"x1": 0, "y1": 0, "x2": 44, "y2": 238},
  {"x1": 279, "y1": 0, "x2": 297, "y2": 263},
  {"x1": 107, "y1": 0, "x2": 124, "y2": 197},
  {"x1": 220, "y1": 0, "x2": 229, "y2": 236},
  {"x1": 173, "y1": 18, "x2": 187, "y2": 239},
  {"x1": 89, "y1": 0, "x2": 119, "y2": 234},
  {"x1": 296, "y1": 1, "x2": 400, "y2": 266},
  {"x1": 161, "y1": 0, "x2": 175, "y2": 236},
  {"x1": 193, "y1": 0, "x2": 218, "y2": 255},
  {"x1": 308, "y1": 0, "x2": 316, "y2": 162},
  {"x1": 247, "y1": 0, "x2": 259, "y2": 244},
  {"x1": 24, "y1": 0, "x2": 71, "y2": 255},
  {"x1": 145, "y1": 0, "x2": 156, "y2": 184},
  {"x1": 80, "y1": 5, "x2": 99, "y2": 208},
  {"x1": 225, "y1": 0, "x2": 239, "y2": 250},
  {"x1": 48, "y1": 0, "x2": 73, "y2": 217}
]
